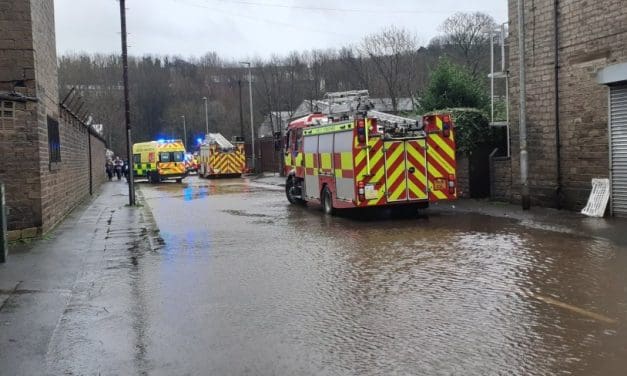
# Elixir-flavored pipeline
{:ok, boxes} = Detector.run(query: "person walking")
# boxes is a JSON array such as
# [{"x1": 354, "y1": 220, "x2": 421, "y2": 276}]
[{"x1": 106, "y1": 159, "x2": 114, "y2": 181}]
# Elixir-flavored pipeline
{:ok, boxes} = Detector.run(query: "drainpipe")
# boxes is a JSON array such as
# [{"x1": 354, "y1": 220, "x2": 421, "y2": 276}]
[
  {"x1": 554, "y1": 0, "x2": 562, "y2": 209},
  {"x1": 518, "y1": 0, "x2": 531, "y2": 209}
]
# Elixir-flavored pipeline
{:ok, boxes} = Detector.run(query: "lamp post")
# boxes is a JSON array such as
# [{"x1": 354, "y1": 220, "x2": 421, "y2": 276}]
[
  {"x1": 240, "y1": 61, "x2": 255, "y2": 172},
  {"x1": 119, "y1": 0, "x2": 134, "y2": 205},
  {"x1": 180, "y1": 115, "x2": 187, "y2": 149},
  {"x1": 202, "y1": 96, "x2": 209, "y2": 136}
]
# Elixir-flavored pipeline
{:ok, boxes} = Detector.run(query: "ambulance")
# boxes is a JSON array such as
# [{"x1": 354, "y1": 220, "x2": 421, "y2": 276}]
[{"x1": 132, "y1": 139, "x2": 188, "y2": 183}]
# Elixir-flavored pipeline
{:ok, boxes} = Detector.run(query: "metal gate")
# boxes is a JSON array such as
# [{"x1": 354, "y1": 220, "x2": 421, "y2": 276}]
[{"x1": 610, "y1": 85, "x2": 627, "y2": 217}]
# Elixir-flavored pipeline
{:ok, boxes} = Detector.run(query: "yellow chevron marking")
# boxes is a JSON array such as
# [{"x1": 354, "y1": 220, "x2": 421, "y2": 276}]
[
  {"x1": 432, "y1": 190, "x2": 447, "y2": 200},
  {"x1": 431, "y1": 135, "x2": 455, "y2": 162},
  {"x1": 385, "y1": 143, "x2": 405, "y2": 183},
  {"x1": 427, "y1": 163, "x2": 443, "y2": 178},
  {"x1": 428, "y1": 145, "x2": 454, "y2": 173}
]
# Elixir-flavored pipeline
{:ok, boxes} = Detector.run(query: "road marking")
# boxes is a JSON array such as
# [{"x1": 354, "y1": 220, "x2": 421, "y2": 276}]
[{"x1": 532, "y1": 293, "x2": 618, "y2": 324}]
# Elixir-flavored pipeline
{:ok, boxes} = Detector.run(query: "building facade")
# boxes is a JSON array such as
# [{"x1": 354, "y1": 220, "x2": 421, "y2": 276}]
[
  {"x1": 0, "y1": 0, "x2": 107, "y2": 239},
  {"x1": 499, "y1": 0, "x2": 627, "y2": 215}
]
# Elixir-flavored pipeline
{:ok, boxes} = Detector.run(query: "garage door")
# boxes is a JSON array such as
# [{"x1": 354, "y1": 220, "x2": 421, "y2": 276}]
[{"x1": 610, "y1": 85, "x2": 627, "y2": 217}]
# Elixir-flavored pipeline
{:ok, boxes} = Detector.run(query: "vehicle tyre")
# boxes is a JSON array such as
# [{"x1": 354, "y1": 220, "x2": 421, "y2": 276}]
[
  {"x1": 149, "y1": 171, "x2": 160, "y2": 184},
  {"x1": 175, "y1": 178, "x2": 182, "y2": 183},
  {"x1": 285, "y1": 176, "x2": 305, "y2": 205},
  {"x1": 322, "y1": 186, "x2": 334, "y2": 215}
]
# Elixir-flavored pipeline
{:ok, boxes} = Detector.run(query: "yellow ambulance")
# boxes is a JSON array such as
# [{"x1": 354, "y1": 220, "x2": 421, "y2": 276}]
[{"x1": 132, "y1": 139, "x2": 188, "y2": 183}]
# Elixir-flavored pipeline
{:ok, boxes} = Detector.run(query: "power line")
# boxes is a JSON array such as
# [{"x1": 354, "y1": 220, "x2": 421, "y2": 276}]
[
  {"x1": 202, "y1": 0, "x2": 479, "y2": 14},
  {"x1": 171, "y1": 0, "x2": 359, "y2": 38}
]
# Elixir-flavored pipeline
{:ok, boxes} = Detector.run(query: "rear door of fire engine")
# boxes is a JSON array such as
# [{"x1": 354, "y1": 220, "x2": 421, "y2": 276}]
[{"x1": 384, "y1": 139, "x2": 428, "y2": 202}]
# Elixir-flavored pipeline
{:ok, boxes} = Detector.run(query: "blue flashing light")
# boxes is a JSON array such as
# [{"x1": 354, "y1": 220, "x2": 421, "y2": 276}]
[
  {"x1": 196, "y1": 137, "x2": 203, "y2": 144},
  {"x1": 157, "y1": 138, "x2": 166, "y2": 143}
]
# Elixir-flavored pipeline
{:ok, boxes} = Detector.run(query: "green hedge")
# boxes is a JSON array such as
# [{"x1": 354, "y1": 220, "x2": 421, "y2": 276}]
[{"x1": 426, "y1": 108, "x2": 492, "y2": 155}]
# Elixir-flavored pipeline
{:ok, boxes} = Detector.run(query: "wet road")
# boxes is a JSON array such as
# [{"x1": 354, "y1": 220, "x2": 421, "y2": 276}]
[{"x1": 132, "y1": 176, "x2": 627, "y2": 375}]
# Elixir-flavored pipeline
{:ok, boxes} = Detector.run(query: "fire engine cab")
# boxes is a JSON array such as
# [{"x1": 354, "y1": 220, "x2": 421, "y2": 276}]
[{"x1": 284, "y1": 91, "x2": 457, "y2": 215}]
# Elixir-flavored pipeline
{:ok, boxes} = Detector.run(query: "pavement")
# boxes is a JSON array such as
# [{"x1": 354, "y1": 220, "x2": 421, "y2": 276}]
[{"x1": 0, "y1": 181, "x2": 158, "y2": 375}]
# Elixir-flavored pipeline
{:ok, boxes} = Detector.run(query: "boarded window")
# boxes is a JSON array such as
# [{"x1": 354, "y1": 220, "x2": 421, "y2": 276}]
[
  {"x1": 47, "y1": 116, "x2": 61, "y2": 163},
  {"x1": 0, "y1": 101, "x2": 14, "y2": 119}
]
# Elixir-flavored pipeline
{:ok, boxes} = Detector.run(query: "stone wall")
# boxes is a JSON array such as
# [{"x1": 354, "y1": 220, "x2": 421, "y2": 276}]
[
  {"x1": 456, "y1": 155, "x2": 470, "y2": 198},
  {"x1": 504, "y1": 0, "x2": 627, "y2": 209},
  {"x1": 490, "y1": 157, "x2": 512, "y2": 201}
]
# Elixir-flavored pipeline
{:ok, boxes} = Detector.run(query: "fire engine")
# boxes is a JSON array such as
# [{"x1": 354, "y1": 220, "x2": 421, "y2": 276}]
[
  {"x1": 284, "y1": 91, "x2": 457, "y2": 215},
  {"x1": 198, "y1": 133, "x2": 246, "y2": 178}
]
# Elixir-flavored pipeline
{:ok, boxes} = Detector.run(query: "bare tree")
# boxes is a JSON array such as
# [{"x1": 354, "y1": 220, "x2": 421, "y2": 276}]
[
  {"x1": 437, "y1": 12, "x2": 497, "y2": 76},
  {"x1": 360, "y1": 26, "x2": 417, "y2": 112}
]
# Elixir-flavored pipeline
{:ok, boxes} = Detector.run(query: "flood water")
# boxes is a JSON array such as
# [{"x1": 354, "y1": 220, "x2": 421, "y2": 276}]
[{"x1": 137, "y1": 176, "x2": 627, "y2": 375}]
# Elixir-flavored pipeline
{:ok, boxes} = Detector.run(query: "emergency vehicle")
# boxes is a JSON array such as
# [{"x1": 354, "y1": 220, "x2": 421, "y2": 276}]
[
  {"x1": 198, "y1": 133, "x2": 246, "y2": 178},
  {"x1": 284, "y1": 91, "x2": 457, "y2": 215},
  {"x1": 132, "y1": 139, "x2": 188, "y2": 183},
  {"x1": 185, "y1": 153, "x2": 199, "y2": 174}
]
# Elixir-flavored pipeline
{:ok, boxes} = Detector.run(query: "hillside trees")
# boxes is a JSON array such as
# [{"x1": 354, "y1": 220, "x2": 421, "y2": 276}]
[{"x1": 57, "y1": 14, "x2": 495, "y2": 155}]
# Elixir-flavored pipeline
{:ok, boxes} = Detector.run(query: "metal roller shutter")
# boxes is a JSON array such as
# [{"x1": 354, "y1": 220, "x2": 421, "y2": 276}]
[{"x1": 610, "y1": 85, "x2": 627, "y2": 217}]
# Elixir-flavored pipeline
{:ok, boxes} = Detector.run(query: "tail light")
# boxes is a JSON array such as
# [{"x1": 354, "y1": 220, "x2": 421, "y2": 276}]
[
  {"x1": 442, "y1": 114, "x2": 451, "y2": 137},
  {"x1": 448, "y1": 174, "x2": 456, "y2": 194},
  {"x1": 442, "y1": 124, "x2": 451, "y2": 138},
  {"x1": 357, "y1": 119, "x2": 366, "y2": 144},
  {"x1": 357, "y1": 181, "x2": 365, "y2": 201}
]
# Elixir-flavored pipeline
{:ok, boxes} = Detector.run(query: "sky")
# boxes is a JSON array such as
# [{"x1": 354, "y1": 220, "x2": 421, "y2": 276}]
[{"x1": 54, "y1": 0, "x2": 507, "y2": 61}]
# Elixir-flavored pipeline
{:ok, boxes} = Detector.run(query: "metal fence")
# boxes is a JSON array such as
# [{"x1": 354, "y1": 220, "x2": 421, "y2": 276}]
[{"x1": 245, "y1": 137, "x2": 284, "y2": 174}]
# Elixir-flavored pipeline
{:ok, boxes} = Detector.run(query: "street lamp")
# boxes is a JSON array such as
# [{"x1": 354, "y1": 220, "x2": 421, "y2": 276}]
[
  {"x1": 240, "y1": 61, "x2": 255, "y2": 172},
  {"x1": 202, "y1": 96, "x2": 209, "y2": 136},
  {"x1": 180, "y1": 115, "x2": 187, "y2": 149}
]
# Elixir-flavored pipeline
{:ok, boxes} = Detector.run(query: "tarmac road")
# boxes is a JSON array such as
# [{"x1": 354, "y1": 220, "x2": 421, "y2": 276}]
[
  {"x1": 134, "y1": 176, "x2": 627, "y2": 375},
  {"x1": 1, "y1": 176, "x2": 627, "y2": 375}
]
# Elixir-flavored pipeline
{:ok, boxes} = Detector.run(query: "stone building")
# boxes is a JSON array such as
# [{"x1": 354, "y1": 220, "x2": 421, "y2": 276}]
[
  {"x1": 0, "y1": 0, "x2": 107, "y2": 239},
  {"x1": 497, "y1": 0, "x2": 627, "y2": 215}
]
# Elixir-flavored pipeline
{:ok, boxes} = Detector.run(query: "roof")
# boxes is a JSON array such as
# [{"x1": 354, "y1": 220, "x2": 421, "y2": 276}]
[{"x1": 204, "y1": 133, "x2": 234, "y2": 149}]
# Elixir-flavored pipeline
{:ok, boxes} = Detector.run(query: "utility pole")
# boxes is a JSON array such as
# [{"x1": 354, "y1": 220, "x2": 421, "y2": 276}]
[
  {"x1": 119, "y1": 0, "x2": 135, "y2": 206},
  {"x1": 240, "y1": 62, "x2": 255, "y2": 172},
  {"x1": 517, "y1": 0, "x2": 530, "y2": 210},
  {"x1": 238, "y1": 79, "x2": 244, "y2": 139},
  {"x1": 181, "y1": 115, "x2": 187, "y2": 149},
  {"x1": 202, "y1": 97, "x2": 209, "y2": 136}
]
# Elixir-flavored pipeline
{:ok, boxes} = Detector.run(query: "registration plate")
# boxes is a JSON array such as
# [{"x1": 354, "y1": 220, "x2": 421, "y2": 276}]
[
  {"x1": 364, "y1": 184, "x2": 378, "y2": 200},
  {"x1": 433, "y1": 178, "x2": 447, "y2": 190}
]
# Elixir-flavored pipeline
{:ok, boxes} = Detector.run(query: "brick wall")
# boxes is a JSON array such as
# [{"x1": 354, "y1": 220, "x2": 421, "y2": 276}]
[
  {"x1": 0, "y1": 0, "x2": 108, "y2": 238},
  {"x1": 90, "y1": 134, "x2": 106, "y2": 190},
  {"x1": 504, "y1": 0, "x2": 627, "y2": 209}
]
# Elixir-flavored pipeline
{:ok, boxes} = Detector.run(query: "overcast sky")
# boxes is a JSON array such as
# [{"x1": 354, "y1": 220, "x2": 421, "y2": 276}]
[{"x1": 54, "y1": 0, "x2": 507, "y2": 61}]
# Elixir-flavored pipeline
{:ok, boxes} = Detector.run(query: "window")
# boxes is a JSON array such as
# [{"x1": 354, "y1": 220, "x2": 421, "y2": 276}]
[
  {"x1": 47, "y1": 116, "x2": 61, "y2": 163},
  {"x1": 0, "y1": 101, "x2": 14, "y2": 119},
  {"x1": 133, "y1": 154, "x2": 141, "y2": 164},
  {"x1": 159, "y1": 152, "x2": 171, "y2": 162},
  {"x1": 173, "y1": 151, "x2": 184, "y2": 162}
]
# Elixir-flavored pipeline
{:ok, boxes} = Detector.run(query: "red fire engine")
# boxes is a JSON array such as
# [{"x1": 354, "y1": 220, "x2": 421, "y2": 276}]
[{"x1": 284, "y1": 91, "x2": 457, "y2": 215}]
